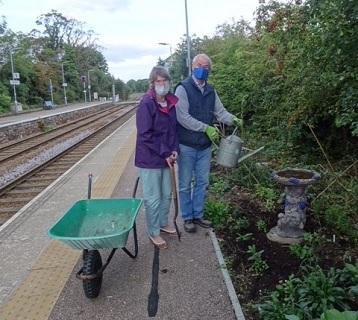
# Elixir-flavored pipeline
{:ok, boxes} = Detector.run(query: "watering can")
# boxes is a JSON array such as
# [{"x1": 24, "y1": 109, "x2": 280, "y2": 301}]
[{"x1": 215, "y1": 127, "x2": 265, "y2": 168}]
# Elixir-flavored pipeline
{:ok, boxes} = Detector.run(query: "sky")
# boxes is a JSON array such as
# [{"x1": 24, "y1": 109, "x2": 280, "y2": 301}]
[{"x1": 1, "y1": 0, "x2": 260, "y2": 82}]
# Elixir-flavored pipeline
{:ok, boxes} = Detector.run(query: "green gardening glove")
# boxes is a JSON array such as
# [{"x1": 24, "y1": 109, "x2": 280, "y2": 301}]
[
  {"x1": 232, "y1": 116, "x2": 243, "y2": 127},
  {"x1": 205, "y1": 125, "x2": 219, "y2": 142}
]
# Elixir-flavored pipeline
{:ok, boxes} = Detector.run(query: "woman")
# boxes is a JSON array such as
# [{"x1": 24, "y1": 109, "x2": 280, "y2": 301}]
[{"x1": 135, "y1": 66, "x2": 179, "y2": 249}]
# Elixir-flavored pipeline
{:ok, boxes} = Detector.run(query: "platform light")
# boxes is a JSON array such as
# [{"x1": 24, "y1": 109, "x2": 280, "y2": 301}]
[
  {"x1": 88, "y1": 69, "x2": 94, "y2": 102},
  {"x1": 10, "y1": 51, "x2": 19, "y2": 114},
  {"x1": 61, "y1": 62, "x2": 69, "y2": 105},
  {"x1": 184, "y1": 0, "x2": 191, "y2": 77},
  {"x1": 158, "y1": 43, "x2": 173, "y2": 68}
]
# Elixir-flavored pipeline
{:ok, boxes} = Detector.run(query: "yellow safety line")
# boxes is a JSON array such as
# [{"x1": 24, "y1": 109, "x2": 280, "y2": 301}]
[
  {"x1": 0, "y1": 129, "x2": 136, "y2": 320},
  {"x1": 92, "y1": 129, "x2": 137, "y2": 198}
]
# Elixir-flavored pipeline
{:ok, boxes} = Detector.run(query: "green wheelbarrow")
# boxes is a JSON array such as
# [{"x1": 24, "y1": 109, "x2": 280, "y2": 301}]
[{"x1": 48, "y1": 174, "x2": 143, "y2": 299}]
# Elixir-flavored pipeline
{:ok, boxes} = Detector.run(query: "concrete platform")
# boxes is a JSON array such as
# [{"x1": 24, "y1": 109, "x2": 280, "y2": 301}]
[
  {"x1": 0, "y1": 102, "x2": 108, "y2": 127},
  {"x1": 0, "y1": 114, "x2": 245, "y2": 320}
]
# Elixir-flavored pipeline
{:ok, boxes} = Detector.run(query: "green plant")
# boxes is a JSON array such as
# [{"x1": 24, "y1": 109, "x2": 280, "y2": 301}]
[
  {"x1": 289, "y1": 232, "x2": 325, "y2": 263},
  {"x1": 208, "y1": 176, "x2": 231, "y2": 197},
  {"x1": 323, "y1": 204, "x2": 351, "y2": 234},
  {"x1": 289, "y1": 242, "x2": 314, "y2": 261},
  {"x1": 320, "y1": 309, "x2": 358, "y2": 320},
  {"x1": 285, "y1": 316, "x2": 300, "y2": 320},
  {"x1": 298, "y1": 266, "x2": 348, "y2": 316},
  {"x1": 337, "y1": 261, "x2": 358, "y2": 297},
  {"x1": 258, "y1": 275, "x2": 299, "y2": 319},
  {"x1": 247, "y1": 245, "x2": 269, "y2": 276},
  {"x1": 258, "y1": 263, "x2": 351, "y2": 319},
  {"x1": 204, "y1": 198, "x2": 230, "y2": 227},
  {"x1": 236, "y1": 233, "x2": 253, "y2": 242},
  {"x1": 256, "y1": 219, "x2": 267, "y2": 233},
  {"x1": 232, "y1": 217, "x2": 250, "y2": 232},
  {"x1": 254, "y1": 184, "x2": 277, "y2": 212}
]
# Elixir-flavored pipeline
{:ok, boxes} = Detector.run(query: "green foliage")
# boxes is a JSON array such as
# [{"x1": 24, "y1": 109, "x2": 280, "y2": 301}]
[
  {"x1": 323, "y1": 204, "x2": 350, "y2": 234},
  {"x1": 236, "y1": 233, "x2": 253, "y2": 242},
  {"x1": 0, "y1": 93, "x2": 11, "y2": 112},
  {"x1": 310, "y1": 167, "x2": 358, "y2": 239},
  {"x1": 258, "y1": 262, "x2": 356, "y2": 319},
  {"x1": 204, "y1": 198, "x2": 230, "y2": 228},
  {"x1": 247, "y1": 245, "x2": 269, "y2": 276},
  {"x1": 254, "y1": 184, "x2": 277, "y2": 212},
  {"x1": 285, "y1": 316, "x2": 300, "y2": 320},
  {"x1": 289, "y1": 232, "x2": 324, "y2": 263},
  {"x1": 338, "y1": 261, "x2": 358, "y2": 298},
  {"x1": 0, "y1": 10, "x2": 132, "y2": 111},
  {"x1": 255, "y1": 219, "x2": 267, "y2": 233},
  {"x1": 231, "y1": 216, "x2": 250, "y2": 232},
  {"x1": 320, "y1": 309, "x2": 358, "y2": 320},
  {"x1": 208, "y1": 173, "x2": 231, "y2": 197}
]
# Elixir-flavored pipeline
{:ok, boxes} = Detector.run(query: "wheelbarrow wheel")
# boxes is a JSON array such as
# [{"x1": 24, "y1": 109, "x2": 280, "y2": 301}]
[{"x1": 82, "y1": 250, "x2": 103, "y2": 299}]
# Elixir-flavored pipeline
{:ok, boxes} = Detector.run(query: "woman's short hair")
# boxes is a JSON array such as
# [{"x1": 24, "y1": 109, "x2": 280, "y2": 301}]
[{"x1": 149, "y1": 66, "x2": 172, "y2": 88}]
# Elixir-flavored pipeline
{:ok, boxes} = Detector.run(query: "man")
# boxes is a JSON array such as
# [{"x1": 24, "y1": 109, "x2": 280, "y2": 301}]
[{"x1": 174, "y1": 53, "x2": 242, "y2": 233}]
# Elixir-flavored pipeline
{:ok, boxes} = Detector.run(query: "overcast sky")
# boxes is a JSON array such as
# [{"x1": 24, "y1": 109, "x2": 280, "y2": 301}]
[{"x1": 1, "y1": 0, "x2": 260, "y2": 82}]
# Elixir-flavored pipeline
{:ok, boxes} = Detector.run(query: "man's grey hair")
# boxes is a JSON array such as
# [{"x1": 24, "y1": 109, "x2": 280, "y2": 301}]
[{"x1": 192, "y1": 53, "x2": 212, "y2": 67}]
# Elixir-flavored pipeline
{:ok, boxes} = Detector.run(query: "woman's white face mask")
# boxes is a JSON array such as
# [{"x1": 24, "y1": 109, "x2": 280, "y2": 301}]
[{"x1": 154, "y1": 84, "x2": 170, "y2": 96}]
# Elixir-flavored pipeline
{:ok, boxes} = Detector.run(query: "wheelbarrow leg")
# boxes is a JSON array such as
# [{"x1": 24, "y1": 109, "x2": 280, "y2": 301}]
[
  {"x1": 122, "y1": 222, "x2": 138, "y2": 258},
  {"x1": 121, "y1": 176, "x2": 140, "y2": 258}
]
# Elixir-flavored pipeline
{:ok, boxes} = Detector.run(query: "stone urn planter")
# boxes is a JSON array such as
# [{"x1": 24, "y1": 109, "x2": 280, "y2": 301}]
[{"x1": 267, "y1": 168, "x2": 321, "y2": 244}]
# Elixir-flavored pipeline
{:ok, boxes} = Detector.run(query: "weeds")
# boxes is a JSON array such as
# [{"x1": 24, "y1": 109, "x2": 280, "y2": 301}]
[
  {"x1": 256, "y1": 219, "x2": 267, "y2": 233},
  {"x1": 254, "y1": 184, "x2": 277, "y2": 212},
  {"x1": 247, "y1": 245, "x2": 269, "y2": 276},
  {"x1": 204, "y1": 198, "x2": 230, "y2": 227}
]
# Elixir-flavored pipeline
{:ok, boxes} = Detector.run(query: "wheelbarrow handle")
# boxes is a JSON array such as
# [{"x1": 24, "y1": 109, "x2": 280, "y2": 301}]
[{"x1": 87, "y1": 172, "x2": 93, "y2": 199}]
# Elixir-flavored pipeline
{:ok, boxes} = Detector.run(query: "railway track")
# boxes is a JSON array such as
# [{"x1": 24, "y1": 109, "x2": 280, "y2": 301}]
[
  {"x1": 0, "y1": 104, "x2": 121, "y2": 163},
  {"x1": 0, "y1": 103, "x2": 137, "y2": 225}
]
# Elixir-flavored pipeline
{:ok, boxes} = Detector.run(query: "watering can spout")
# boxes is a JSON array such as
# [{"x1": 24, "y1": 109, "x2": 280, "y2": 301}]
[
  {"x1": 215, "y1": 127, "x2": 264, "y2": 168},
  {"x1": 237, "y1": 146, "x2": 265, "y2": 164}
]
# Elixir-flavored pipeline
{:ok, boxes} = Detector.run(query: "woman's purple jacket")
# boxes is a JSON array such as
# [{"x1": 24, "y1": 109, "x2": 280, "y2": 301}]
[{"x1": 135, "y1": 89, "x2": 179, "y2": 168}]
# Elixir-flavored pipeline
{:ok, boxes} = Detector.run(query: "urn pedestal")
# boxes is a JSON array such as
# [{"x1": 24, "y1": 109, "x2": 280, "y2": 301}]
[{"x1": 267, "y1": 168, "x2": 321, "y2": 244}]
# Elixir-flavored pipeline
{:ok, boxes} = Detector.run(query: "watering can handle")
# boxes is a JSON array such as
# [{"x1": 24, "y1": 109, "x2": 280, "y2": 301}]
[{"x1": 226, "y1": 126, "x2": 240, "y2": 143}]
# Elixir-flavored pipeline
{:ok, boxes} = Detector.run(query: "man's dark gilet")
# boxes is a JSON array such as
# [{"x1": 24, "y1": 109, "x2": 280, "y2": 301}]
[{"x1": 175, "y1": 77, "x2": 215, "y2": 151}]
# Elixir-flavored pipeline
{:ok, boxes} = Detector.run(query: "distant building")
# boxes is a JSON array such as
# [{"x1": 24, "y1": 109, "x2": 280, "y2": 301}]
[{"x1": 162, "y1": 53, "x2": 175, "y2": 70}]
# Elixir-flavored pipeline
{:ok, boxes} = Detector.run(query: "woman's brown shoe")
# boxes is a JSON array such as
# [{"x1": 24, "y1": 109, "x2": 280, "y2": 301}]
[
  {"x1": 160, "y1": 226, "x2": 179, "y2": 236},
  {"x1": 149, "y1": 236, "x2": 167, "y2": 249}
]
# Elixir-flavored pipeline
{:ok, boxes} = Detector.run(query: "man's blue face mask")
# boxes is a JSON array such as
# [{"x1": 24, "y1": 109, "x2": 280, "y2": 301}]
[{"x1": 193, "y1": 67, "x2": 209, "y2": 80}]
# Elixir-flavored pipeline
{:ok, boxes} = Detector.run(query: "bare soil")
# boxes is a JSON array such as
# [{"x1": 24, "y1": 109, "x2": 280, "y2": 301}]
[{"x1": 210, "y1": 165, "x2": 358, "y2": 320}]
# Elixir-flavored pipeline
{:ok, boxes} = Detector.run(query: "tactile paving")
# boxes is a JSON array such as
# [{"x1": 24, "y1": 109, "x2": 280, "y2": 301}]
[{"x1": 0, "y1": 241, "x2": 79, "y2": 320}]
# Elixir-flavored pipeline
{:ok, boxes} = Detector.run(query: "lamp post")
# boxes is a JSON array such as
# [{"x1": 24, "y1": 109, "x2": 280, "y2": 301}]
[
  {"x1": 61, "y1": 62, "x2": 68, "y2": 105},
  {"x1": 49, "y1": 79, "x2": 54, "y2": 104},
  {"x1": 158, "y1": 42, "x2": 173, "y2": 68},
  {"x1": 10, "y1": 51, "x2": 19, "y2": 114},
  {"x1": 184, "y1": 0, "x2": 191, "y2": 77},
  {"x1": 87, "y1": 69, "x2": 94, "y2": 102},
  {"x1": 82, "y1": 78, "x2": 87, "y2": 103}
]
